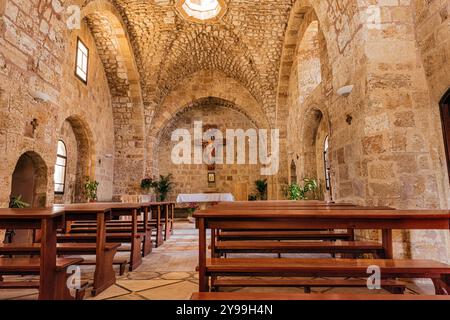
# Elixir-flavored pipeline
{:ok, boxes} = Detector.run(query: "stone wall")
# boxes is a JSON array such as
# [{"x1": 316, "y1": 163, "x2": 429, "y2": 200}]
[
  {"x1": 157, "y1": 101, "x2": 263, "y2": 201},
  {"x1": 282, "y1": 2, "x2": 450, "y2": 263},
  {"x1": 0, "y1": 0, "x2": 114, "y2": 210}
]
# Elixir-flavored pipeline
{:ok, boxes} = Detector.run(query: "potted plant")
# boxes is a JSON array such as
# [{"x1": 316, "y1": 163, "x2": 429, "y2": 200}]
[
  {"x1": 186, "y1": 202, "x2": 199, "y2": 223},
  {"x1": 84, "y1": 177, "x2": 99, "y2": 203},
  {"x1": 255, "y1": 179, "x2": 268, "y2": 200},
  {"x1": 9, "y1": 195, "x2": 29, "y2": 208},
  {"x1": 140, "y1": 177, "x2": 156, "y2": 194},
  {"x1": 5, "y1": 195, "x2": 30, "y2": 243},
  {"x1": 285, "y1": 178, "x2": 319, "y2": 200},
  {"x1": 155, "y1": 174, "x2": 174, "y2": 202}
]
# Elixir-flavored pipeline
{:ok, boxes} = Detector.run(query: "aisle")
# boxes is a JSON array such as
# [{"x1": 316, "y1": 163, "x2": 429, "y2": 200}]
[{"x1": 90, "y1": 221, "x2": 201, "y2": 300}]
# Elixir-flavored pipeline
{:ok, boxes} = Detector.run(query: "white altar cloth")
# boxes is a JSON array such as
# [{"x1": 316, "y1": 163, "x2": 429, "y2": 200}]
[{"x1": 176, "y1": 193, "x2": 235, "y2": 203}]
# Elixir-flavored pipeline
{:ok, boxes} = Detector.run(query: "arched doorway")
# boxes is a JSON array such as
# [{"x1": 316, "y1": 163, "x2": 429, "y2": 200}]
[
  {"x1": 439, "y1": 89, "x2": 450, "y2": 183},
  {"x1": 9, "y1": 151, "x2": 48, "y2": 243},
  {"x1": 297, "y1": 107, "x2": 331, "y2": 200},
  {"x1": 10, "y1": 152, "x2": 47, "y2": 208}
]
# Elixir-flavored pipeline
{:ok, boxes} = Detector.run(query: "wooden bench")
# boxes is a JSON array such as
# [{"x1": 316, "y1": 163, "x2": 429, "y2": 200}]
[
  {"x1": 68, "y1": 221, "x2": 155, "y2": 253},
  {"x1": 190, "y1": 292, "x2": 450, "y2": 300},
  {"x1": 211, "y1": 278, "x2": 407, "y2": 294},
  {"x1": 0, "y1": 242, "x2": 127, "y2": 276},
  {"x1": 0, "y1": 257, "x2": 84, "y2": 300},
  {"x1": 213, "y1": 240, "x2": 385, "y2": 258},
  {"x1": 217, "y1": 230, "x2": 354, "y2": 241},
  {"x1": 205, "y1": 258, "x2": 450, "y2": 295},
  {"x1": 57, "y1": 233, "x2": 142, "y2": 271}
]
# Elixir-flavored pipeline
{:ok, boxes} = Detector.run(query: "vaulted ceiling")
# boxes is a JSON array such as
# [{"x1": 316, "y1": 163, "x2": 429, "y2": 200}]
[{"x1": 105, "y1": 0, "x2": 296, "y2": 121}]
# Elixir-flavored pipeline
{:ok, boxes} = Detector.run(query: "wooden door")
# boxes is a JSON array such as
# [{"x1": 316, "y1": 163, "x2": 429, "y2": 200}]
[{"x1": 232, "y1": 182, "x2": 248, "y2": 201}]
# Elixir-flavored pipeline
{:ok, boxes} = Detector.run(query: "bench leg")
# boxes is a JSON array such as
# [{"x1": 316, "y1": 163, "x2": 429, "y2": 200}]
[
  {"x1": 119, "y1": 261, "x2": 126, "y2": 276},
  {"x1": 129, "y1": 236, "x2": 143, "y2": 271},
  {"x1": 155, "y1": 224, "x2": 164, "y2": 247},
  {"x1": 55, "y1": 269, "x2": 76, "y2": 300},
  {"x1": 142, "y1": 230, "x2": 153, "y2": 256},
  {"x1": 92, "y1": 248, "x2": 117, "y2": 296},
  {"x1": 432, "y1": 275, "x2": 450, "y2": 295}
]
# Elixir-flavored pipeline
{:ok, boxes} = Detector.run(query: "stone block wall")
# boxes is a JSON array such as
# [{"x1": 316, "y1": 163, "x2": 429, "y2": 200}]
[
  {"x1": 0, "y1": 0, "x2": 114, "y2": 211},
  {"x1": 157, "y1": 102, "x2": 263, "y2": 201}
]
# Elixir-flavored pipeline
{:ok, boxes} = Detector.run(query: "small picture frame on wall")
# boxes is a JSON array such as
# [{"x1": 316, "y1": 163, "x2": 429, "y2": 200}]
[{"x1": 208, "y1": 172, "x2": 216, "y2": 183}]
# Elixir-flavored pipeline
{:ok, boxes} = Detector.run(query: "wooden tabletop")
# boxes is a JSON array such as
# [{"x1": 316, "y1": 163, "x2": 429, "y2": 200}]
[
  {"x1": 54, "y1": 203, "x2": 142, "y2": 212},
  {"x1": 214, "y1": 201, "x2": 353, "y2": 206},
  {"x1": 194, "y1": 209, "x2": 450, "y2": 219},
  {"x1": 0, "y1": 207, "x2": 65, "y2": 219}
]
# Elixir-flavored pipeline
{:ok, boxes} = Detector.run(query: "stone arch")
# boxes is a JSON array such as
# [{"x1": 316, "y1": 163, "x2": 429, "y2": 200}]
[
  {"x1": 296, "y1": 21, "x2": 322, "y2": 106},
  {"x1": 56, "y1": 115, "x2": 96, "y2": 202},
  {"x1": 297, "y1": 106, "x2": 331, "y2": 187},
  {"x1": 76, "y1": 0, "x2": 145, "y2": 197},
  {"x1": 150, "y1": 70, "x2": 269, "y2": 136},
  {"x1": 10, "y1": 151, "x2": 48, "y2": 208},
  {"x1": 150, "y1": 95, "x2": 262, "y2": 176},
  {"x1": 154, "y1": 96, "x2": 263, "y2": 197},
  {"x1": 147, "y1": 70, "x2": 269, "y2": 175}
]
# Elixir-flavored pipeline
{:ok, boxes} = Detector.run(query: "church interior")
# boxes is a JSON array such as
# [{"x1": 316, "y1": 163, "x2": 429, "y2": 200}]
[{"x1": 0, "y1": 0, "x2": 450, "y2": 301}]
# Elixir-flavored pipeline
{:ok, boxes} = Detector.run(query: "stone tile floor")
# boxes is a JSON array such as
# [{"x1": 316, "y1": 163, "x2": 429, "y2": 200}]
[{"x1": 0, "y1": 221, "x2": 436, "y2": 300}]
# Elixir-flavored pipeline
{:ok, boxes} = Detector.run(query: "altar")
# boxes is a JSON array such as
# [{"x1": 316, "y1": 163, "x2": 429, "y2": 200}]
[{"x1": 176, "y1": 193, "x2": 235, "y2": 204}]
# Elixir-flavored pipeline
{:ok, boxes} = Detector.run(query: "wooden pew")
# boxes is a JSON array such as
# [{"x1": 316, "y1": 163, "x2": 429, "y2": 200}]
[
  {"x1": 0, "y1": 208, "x2": 81, "y2": 300},
  {"x1": 211, "y1": 205, "x2": 393, "y2": 258},
  {"x1": 58, "y1": 203, "x2": 144, "y2": 273},
  {"x1": 214, "y1": 240, "x2": 385, "y2": 257},
  {"x1": 211, "y1": 204, "x2": 389, "y2": 242},
  {"x1": 194, "y1": 208, "x2": 450, "y2": 294},
  {"x1": 0, "y1": 242, "x2": 127, "y2": 276},
  {"x1": 206, "y1": 258, "x2": 450, "y2": 294},
  {"x1": 68, "y1": 202, "x2": 173, "y2": 248},
  {"x1": 191, "y1": 292, "x2": 450, "y2": 300},
  {"x1": 0, "y1": 257, "x2": 84, "y2": 300},
  {"x1": 211, "y1": 278, "x2": 407, "y2": 294}
]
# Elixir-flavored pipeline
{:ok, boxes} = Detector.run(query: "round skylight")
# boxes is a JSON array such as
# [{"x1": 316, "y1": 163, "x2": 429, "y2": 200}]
[{"x1": 176, "y1": 0, "x2": 227, "y2": 23}]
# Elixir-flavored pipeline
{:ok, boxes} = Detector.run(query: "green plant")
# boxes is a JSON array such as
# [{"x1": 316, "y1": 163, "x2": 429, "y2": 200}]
[
  {"x1": 9, "y1": 195, "x2": 29, "y2": 208},
  {"x1": 84, "y1": 177, "x2": 99, "y2": 202},
  {"x1": 285, "y1": 178, "x2": 319, "y2": 200},
  {"x1": 155, "y1": 174, "x2": 174, "y2": 202},
  {"x1": 255, "y1": 179, "x2": 268, "y2": 200},
  {"x1": 248, "y1": 194, "x2": 258, "y2": 201},
  {"x1": 140, "y1": 178, "x2": 156, "y2": 193},
  {"x1": 186, "y1": 202, "x2": 199, "y2": 217}
]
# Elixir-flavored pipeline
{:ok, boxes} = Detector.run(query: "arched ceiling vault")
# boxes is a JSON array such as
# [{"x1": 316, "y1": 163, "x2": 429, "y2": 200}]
[{"x1": 105, "y1": 0, "x2": 296, "y2": 124}]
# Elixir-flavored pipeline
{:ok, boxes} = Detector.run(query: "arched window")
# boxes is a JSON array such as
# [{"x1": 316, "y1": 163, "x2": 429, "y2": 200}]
[
  {"x1": 54, "y1": 140, "x2": 67, "y2": 194},
  {"x1": 323, "y1": 136, "x2": 331, "y2": 192}
]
